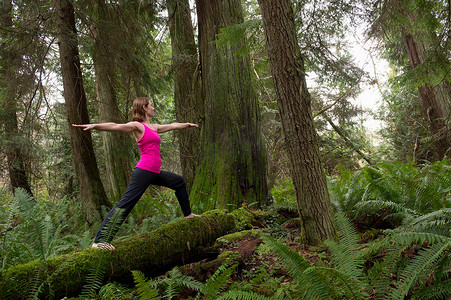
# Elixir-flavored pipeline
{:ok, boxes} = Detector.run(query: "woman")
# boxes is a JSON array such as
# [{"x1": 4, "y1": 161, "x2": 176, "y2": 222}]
[{"x1": 73, "y1": 97, "x2": 199, "y2": 250}]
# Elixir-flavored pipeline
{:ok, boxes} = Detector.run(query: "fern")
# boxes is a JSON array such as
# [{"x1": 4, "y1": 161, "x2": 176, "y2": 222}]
[
  {"x1": 387, "y1": 242, "x2": 451, "y2": 299},
  {"x1": 0, "y1": 189, "x2": 20, "y2": 275},
  {"x1": 327, "y1": 212, "x2": 367, "y2": 284},
  {"x1": 132, "y1": 270, "x2": 160, "y2": 300},
  {"x1": 412, "y1": 280, "x2": 451, "y2": 300},
  {"x1": 391, "y1": 231, "x2": 450, "y2": 245},
  {"x1": 194, "y1": 255, "x2": 240, "y2": 300},
  {"x1": 81, "y1": 208, "x2": 126, "y2": 297},
  {"x1": 261, "y1": 234, "x2": 335, "y2": 300},
  {"x1": 158, "y1": 267, "x2": 203, "y2": 299},
  {"x1": 307, "y1": 267, "x2": 367, "y2": 300},
  {"x1": 216, "y1": 289, "x2": 273, "y2": 300},
  {"x1": 99, "y1": 282, "x2": 133, "y2": 300},
  {"x1": 29, "y1": 255, "x2": 76, "y2": 299}
]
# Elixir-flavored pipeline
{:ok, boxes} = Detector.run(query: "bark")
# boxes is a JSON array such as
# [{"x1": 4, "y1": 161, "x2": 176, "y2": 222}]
[
  {"x1": 54, "y1": 0, "x2": 111, "y2": 216},
  {"x1": 92, "y1": 0, "x2": 132, "y2": 200},
  {"x1": 1, "y1": 210, "x2": 236, "y2": 299},
  {"x1": 402, "y1": 31, "x2": 451, "y2": 160},
  {"x1": 257, "y1": 0, "x2": 336, "y2": 245},
  {"x1": 0, "y1": 0, "x2": 33, "y2": 197},
  {"x1": 192, "y1": 0, "x2": 269, "y2": 209},
  {"x1": 167, "y1": 0, "x2": 202, "y2": 193}
]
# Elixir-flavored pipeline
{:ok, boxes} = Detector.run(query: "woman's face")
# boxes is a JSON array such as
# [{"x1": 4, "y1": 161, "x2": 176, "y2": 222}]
[{"x1": 144, "y1": 102, "x2": 155, "y2": 118}]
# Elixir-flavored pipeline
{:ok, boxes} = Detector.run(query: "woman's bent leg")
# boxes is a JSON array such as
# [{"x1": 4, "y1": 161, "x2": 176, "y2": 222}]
[{"x1": 153, "y1": 171, "x2": 192, "y2": 217}]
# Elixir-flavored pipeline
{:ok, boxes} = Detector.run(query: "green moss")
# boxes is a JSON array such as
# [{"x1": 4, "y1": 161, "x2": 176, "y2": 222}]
[
  {"x1": 230, "y1": 207, "x2": 267, "y2": 231},
  {"x1": 216, "y1": 230, "x2": 256, "y2": 245},
  {"x1": 1, "y1": 210, "x2": 235, "y2": 299}
]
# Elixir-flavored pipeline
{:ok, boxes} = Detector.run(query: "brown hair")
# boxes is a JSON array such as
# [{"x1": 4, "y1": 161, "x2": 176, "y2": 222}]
[{"x1": 132, "y1": 97, "x2": 150, "y2": 122}]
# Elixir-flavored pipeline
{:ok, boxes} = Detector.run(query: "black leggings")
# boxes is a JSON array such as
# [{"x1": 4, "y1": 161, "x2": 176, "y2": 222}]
[{"x1": 94, "y1": 168, "x2": 192, "y2": 243}]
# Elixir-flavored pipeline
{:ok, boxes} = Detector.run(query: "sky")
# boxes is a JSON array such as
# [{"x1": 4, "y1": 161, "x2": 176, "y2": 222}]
[{"x1": 349, "y1": 31, "x2": 390, "y2": 133}]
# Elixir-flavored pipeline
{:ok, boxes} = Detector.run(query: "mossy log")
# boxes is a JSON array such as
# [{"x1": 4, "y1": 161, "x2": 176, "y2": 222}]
[{"x1": 1, "y1": 210, "x2": 235, "y2": 299}]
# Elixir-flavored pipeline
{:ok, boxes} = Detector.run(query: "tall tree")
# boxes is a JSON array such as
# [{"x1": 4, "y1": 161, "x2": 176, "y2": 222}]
[
  {"x1": 192, "y1": 0, "x2": 269, "y2": 209},
  {"x1": 0, "y1": 0, "x2": 33, "y2": 196},
  {"x1": 54, "y1": 0, "x2": 111, "y2": 217},
  {"x1": 258, "y1": 0, "x2": 335, "y2": 245},
  {"x1": 167, "y1": 0, "x2": 201, "y2": 193},
  {"x1": 369, "y1": 0, "x2": 451, "y2": 160},
  {"x1": 401, "y1": 31, "x2": 450, "y2": 159},
  {"x1": 90, "y1": 0, "x2": 132, "y2": 200}
]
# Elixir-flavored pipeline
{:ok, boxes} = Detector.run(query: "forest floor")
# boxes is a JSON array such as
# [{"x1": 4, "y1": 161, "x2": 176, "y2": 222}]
[
  {"x1": 157, "y1": 207, "x2": 393, "y2": 300},
  {"x1": 160, "y1": 208, "x2": 341, "y2": 299}
]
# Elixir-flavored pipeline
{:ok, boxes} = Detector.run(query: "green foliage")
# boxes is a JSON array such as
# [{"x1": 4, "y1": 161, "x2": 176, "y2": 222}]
[
  {"x1": 261, "y1": 235, "x2": 336, "y2": 299},
  {"x1": 263, "y1": 208, "x2": 451, "y2": 299},
  {"x1": 0, "y1": 189, "x2": 75, "y2": 268},
  {"x1": 132, "y1": 270, "x2": 160, "y2": 300},
  {"x1": 270, "y1": 177, "x2": 297, "y2": 211},
  {"x1": 196, "y1": 257, "x2": 238, "y2": 300},
  {"x1": 99, "y1": 282, "x2": 134, "y2": 300},
  {"x1": 81, "y1": 208, "x2": 127, "y2": 298},
  {"x1": 216, "y1": 290, "x2": 273, "y2": 300},
  {"x1": 329, "y1": 160, "x2": 451, "y2": 222},
  {"x1": 134, "y1": 266, "x2": 204, "y2": 300},
  {"x1": 324, "y1": 213, "x2": 368, "y2": 289}
]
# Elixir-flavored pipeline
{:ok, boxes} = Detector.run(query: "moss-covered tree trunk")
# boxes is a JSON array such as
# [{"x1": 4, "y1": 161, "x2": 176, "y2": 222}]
[
  {"x1": 0, "y1": 0, "x2": 34, "y2": 197},
  {"x1": 258, "y1": 0, "x2": 336, "y2": 245},
  {"x1": 54, "y1": 0, "x2": 111, "y2": 217},
  {"x1": 91, "y1": 0, "x2": 132, "y2": 200},
  {"x1": 191, "y1": 0, "x2": 268, "y2": 210},
  {"x1": 167, "y1": 0, "x2": 202, "y2": 194},
  {"x1": 1, "y1": 211, "x2": 235, "y2": 299}
]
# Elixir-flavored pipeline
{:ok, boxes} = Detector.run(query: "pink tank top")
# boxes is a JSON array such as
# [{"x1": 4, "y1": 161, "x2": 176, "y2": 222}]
[{"x1": 135, "y1": 123, "x2": 161, "y2": 173}]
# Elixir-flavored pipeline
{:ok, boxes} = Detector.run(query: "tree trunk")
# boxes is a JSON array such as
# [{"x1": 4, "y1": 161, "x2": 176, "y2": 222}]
[
  {"x1": 1, "y1": 210, "x2": 236, "y2": 299},
  {"x1": 192, "y1": 0, "x2": 269, "y2": 210},
  {"x1": 402, "y1": 31, "x2": 451, "y2": 160},
  {"x1": 0, "y1": 0, "x2": 33, "y2": 197},
  {"x1": 92, "y1": 0, "x2": 132, "y2": 200},
  {"x1": 54, "y1": 0, "x2": 111, "y2": 217},
  {"x1": 167, "y1": 0, "x2": 202, "y2": 194},
  {"x1": 257, "y1": 0, "x2": 336, "y2": 245}
]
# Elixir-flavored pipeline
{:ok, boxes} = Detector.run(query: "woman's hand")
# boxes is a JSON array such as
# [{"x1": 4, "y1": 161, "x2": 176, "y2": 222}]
[{"x1": 72, "y1": 124, "x2": 96, "y2": 131}]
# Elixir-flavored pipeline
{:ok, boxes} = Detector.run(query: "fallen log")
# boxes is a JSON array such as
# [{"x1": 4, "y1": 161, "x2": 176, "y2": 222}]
[{"x1": 1, "y1": 210, "x2": 236, "y2": 299}]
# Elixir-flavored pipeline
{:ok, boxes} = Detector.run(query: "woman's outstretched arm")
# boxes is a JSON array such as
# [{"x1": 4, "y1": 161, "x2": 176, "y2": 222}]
[
  {"x1": 155, "y1": 123, "x2": 199, "y2": 133},
  {"x1": 72, "y1": 122, "x2": 140, "y2": 133}
]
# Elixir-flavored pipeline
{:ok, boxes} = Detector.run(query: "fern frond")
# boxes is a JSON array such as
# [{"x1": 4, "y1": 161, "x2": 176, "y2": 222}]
[
  {"x1": 391, "y1": 231, "x2": 451, "y2": 245},
  {"x1": 164, "y1": 267, "x2": 203, "y2": 293},
  {"x1": 408, "y1": 208, "x2": 451, "y2": 227},
  {"x1": 99, "y1": 282, "x2": 132, "y2": 300},
  {"x1": 325, "y1": 213, "x2": 368, "y2": 287},
  {"x1": 371, "y1": 243, "x2": 404, "y2": 297},
  {"x1": 81, "y1": 209, "x2": 126, "y2": 297},
  {"x1": 29, "y1": 256, "x2": 76, "y2": 299},
  {"x1": 199, "y1": 262, "x2": 236, "y2": 299},
  {"x1": 388, "y1": 242, "x2": 450, "y2": 300},
  {"x1": 411, "y1": 280, "x2": 451, "y2": 300},
  {"x1": 132, "y1": 270, "x2": 160, "y2": 300},
  {"x1": 261, "y1": 234, "x2": 334, "y2": 299},
  {"x1": 81, "y1": 250, "x2": 110, "y2": 298},
  {"x1": 357, "y1": 200, "x2": 419, "y2": 216},
  {"x1": 98, "y1": 208, "x2": 127, "y2": 244},
  {"x1": 216, "y1": 289, "x2": 273, "y2": 300},
  {"x1": 309, "y1": 267, "x2": 368, "y2": 299}
]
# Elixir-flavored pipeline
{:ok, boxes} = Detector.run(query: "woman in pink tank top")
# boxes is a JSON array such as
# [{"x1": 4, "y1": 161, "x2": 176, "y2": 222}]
[{"x1": 73, "y1": 97, "x2": 200, "y2": 250}]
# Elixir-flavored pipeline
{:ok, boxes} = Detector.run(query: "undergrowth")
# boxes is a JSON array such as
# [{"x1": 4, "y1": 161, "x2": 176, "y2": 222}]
[{"x1": 1, "y1": 160, "x2": 450, "y2": 299}]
